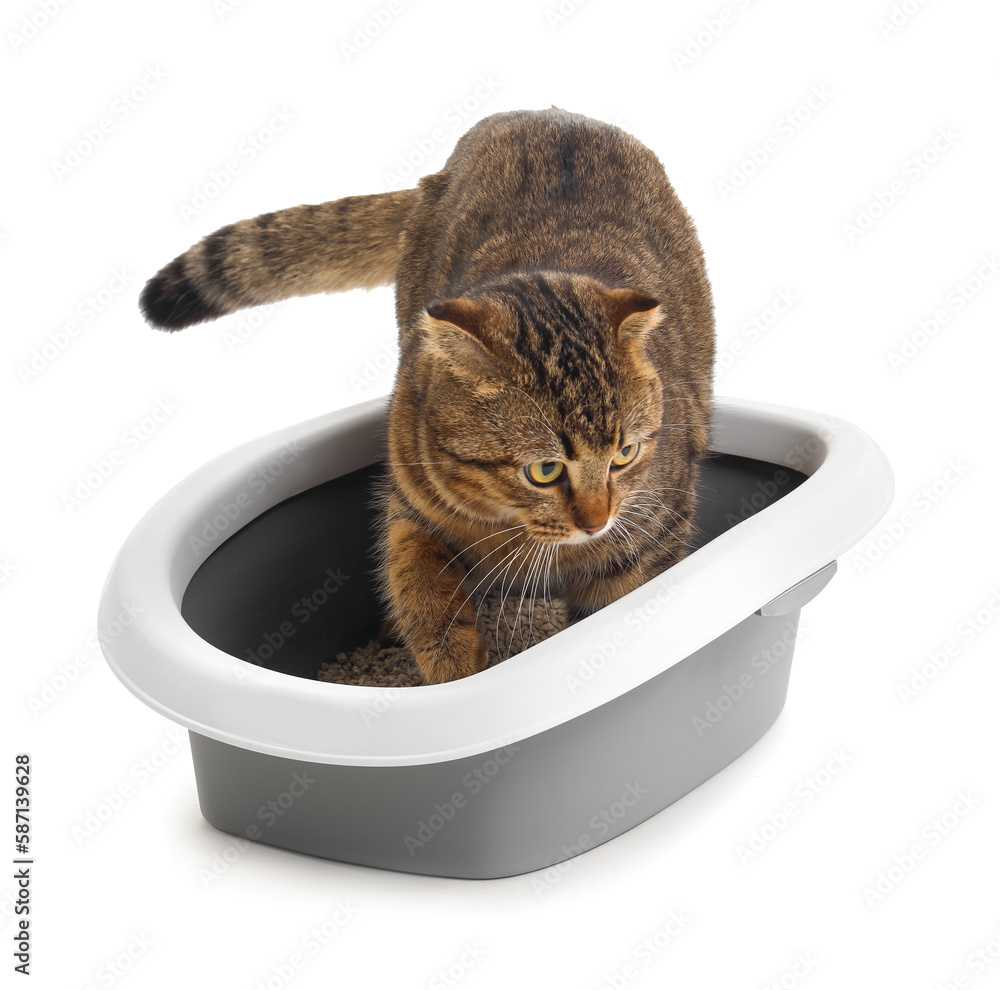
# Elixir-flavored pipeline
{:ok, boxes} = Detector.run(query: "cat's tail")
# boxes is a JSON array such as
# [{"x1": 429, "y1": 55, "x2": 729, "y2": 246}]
[{"x1": 139, "y1": 188, "x2": 419, "y2": 331}]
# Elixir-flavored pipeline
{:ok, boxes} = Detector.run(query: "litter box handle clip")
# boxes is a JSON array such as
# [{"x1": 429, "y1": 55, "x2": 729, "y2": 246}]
[{"x1": 755, "y1": 561, "x2": 838, "y2": 617}]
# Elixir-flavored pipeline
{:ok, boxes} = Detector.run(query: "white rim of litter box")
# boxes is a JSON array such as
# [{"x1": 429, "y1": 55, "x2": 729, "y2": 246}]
[{"x1": 98, "y1": 395, "x2": 893, "y2": 767}]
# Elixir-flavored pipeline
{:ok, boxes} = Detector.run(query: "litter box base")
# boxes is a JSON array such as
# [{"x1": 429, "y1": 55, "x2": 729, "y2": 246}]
[{"x1": 190, "y1": 609, "x2": 799, "y2": 880}]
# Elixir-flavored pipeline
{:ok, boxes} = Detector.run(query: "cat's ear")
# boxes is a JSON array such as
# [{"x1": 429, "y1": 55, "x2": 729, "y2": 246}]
[
  {"x1": 422, "y1": 298, "x2": 502, "y2": 378},
  {"x1": 604, "y1": 288, "x2": 661, "y2": 340}
]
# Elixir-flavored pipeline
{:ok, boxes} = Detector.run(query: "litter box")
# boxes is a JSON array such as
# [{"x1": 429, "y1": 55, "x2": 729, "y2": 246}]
[{"x1": 98, "y1": 395, "x2": 892, "y2": 879}]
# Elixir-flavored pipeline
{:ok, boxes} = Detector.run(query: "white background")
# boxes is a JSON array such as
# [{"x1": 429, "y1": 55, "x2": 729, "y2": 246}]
[{"x1": 3, "y1": 0, "x2": 999, "y2": 986}]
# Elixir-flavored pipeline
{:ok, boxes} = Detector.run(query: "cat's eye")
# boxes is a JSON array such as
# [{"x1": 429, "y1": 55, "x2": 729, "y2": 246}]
[
  {"x1": 525, "y1": 460, "x2": 565, "y2": 485},
  {"x1": 611, "y1": 443, "x2": 639, "y2": 468}
]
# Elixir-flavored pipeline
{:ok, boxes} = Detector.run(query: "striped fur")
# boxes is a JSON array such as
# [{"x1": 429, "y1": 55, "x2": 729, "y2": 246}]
[
  {"x1": 140, "y1": 191, "x2": 418, "y2": 330},
  {"x1": 140, "y1": 108, "x2": 715, "y2": 683}
]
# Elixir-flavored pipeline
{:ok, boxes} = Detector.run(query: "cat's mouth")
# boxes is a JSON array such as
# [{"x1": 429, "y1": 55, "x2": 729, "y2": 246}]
[
  {"x1": 526, "y1": 514, "x2": 618, "y2": 546},
  {"x1": 562, "y1": 517, "x2": 616, "y2": 544}
]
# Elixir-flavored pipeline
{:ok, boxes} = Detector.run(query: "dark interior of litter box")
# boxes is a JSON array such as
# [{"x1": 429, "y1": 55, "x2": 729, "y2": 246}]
[{"x1": 181, "y1": 453, "x2": 807, "y2": 680}]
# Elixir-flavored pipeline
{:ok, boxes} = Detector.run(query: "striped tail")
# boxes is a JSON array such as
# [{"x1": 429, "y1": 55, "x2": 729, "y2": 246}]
[{"x1": 139, "y1": 188, "x2": 420, "y2": 331}]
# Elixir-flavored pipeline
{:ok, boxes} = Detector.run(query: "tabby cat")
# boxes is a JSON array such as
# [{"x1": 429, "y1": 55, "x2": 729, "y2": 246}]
[{"x1": 140, "y1": 108, "x2": 715, "y2": 684}]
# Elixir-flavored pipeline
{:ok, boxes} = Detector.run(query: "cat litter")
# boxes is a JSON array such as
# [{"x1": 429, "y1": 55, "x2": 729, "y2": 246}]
[{"x1": 318, "y1": 593, "x2": 570, "y2": 687}]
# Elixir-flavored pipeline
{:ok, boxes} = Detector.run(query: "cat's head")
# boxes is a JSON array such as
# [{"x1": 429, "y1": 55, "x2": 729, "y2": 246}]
[{"x1": 402, "y1": 273, "x2": 667, "y2": 546}]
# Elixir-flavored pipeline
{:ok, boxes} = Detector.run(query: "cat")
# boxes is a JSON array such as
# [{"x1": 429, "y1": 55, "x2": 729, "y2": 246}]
[{"x1": 140, "y1": 107, "x2": 715, "y2": 684}]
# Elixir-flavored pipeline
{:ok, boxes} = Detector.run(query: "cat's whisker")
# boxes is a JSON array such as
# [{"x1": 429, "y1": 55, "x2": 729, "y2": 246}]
[
  {"x1": 507, "y1": 541, "x2": 544, "y2": 661},
  {"x1": 612, "y1": 521, "x2": 642, "y2": 566},
  {"x1": 525, "y1": 540, "x2": 553, "y2": 650},
  {"x1": 630, "y1": 486, "x2": 696, "y2": 497},
  {"x1": 496, "y1": 542, "x2": 534, "y2": 653},
  {"x1": 620, "y1": 525, "x2": 647, "y2": 586},
  {"x1": 619, "y1": 497, "x2": 665, "y2": 521},
  {"x1": 541, "y1": 542, "x2": 556, "y2": 624},
  {"x1": 535, "y1": 544, "x2": 554, "y2": 636},
  {"x1": 621, "y1": 495, "x2": 665, "y2": 515},
  {"x1": 640, "y1": 502, "x2": 687, "y2": 529},
  {"x1": 623, "y1": 503, "x2": 694, "y2": 550},
  {"x1": 604, "y1": 523, "x2": 626, "y2": 557},
  {"x1": 622, "y1": 514, "x2": 666, "y2": 546},
  {"x1": 604, "y1": 524, "x2": 625, "y2": 561},
  {"x1": 620, "y1": 495, "x2": 664, "y2": 516},
  {"x1": 621, "y1": 493, "x2": 674, "y2": 521},
  {"x1": 518, "y1": 539, "x2": 551, "y2": 657},
  {"x1": 625, "y1": 501, "x2": 702, "y2": 556},
  {"x1": 434, "y1": 525, "x2": 524, "y2": 579},
  {"x1": 626, "y1": 490, "x2": 691, "y2": 525},
  {"x1": 442, "y1": 541, "x2": 525, "y2": 644},
  {"x1": 473, "y1": 545, "x2": 528, "y2": 627},
  {"x1": 621, "y1": 516, "x2": 647, "y2": 557},
  {"x1": 605, "y1": 525, "x2": 643, "y2": 586},
  {"x1": 440, "y1": 530, "x2": 524, "y2": 614},
  {"x1": 616, "y1": 508, "x2": 656, "y2": 543},
  {"x1": 527, "y1": 544, "x2": 549, "y2": 646}
]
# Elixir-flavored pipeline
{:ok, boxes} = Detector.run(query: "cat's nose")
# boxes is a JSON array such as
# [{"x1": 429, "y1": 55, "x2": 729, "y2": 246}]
[
  {"x1": 571, "y1": 496, "x2": 610, "y2": 535},
  {"x1": 574, "y1": 514, "x2": 609, "y2": 535}
]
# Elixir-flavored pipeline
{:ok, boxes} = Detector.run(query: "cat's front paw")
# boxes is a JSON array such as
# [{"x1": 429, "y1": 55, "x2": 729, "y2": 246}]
[{"x1": 415, "y1": 622, "x2": 489, "y2": 685}]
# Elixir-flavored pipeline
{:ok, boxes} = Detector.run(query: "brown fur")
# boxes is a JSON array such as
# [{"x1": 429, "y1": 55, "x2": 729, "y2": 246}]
[
  {"x1": 139, "y1": 191, "x2": 417, "y2": 329},
  {"x1": 140, "y1": 108, "x2": 715, "y2": 684}
]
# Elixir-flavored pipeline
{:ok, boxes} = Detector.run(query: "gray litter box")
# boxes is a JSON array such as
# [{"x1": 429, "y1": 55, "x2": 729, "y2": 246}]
[{"x1": 98, "y1": 395, "x2": 892, "y2": 879}]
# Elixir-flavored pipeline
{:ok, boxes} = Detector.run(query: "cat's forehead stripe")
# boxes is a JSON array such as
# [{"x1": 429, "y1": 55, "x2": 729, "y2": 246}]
[{"x1": 509, "y1": 276, "x2": 620, "y2": 445}]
